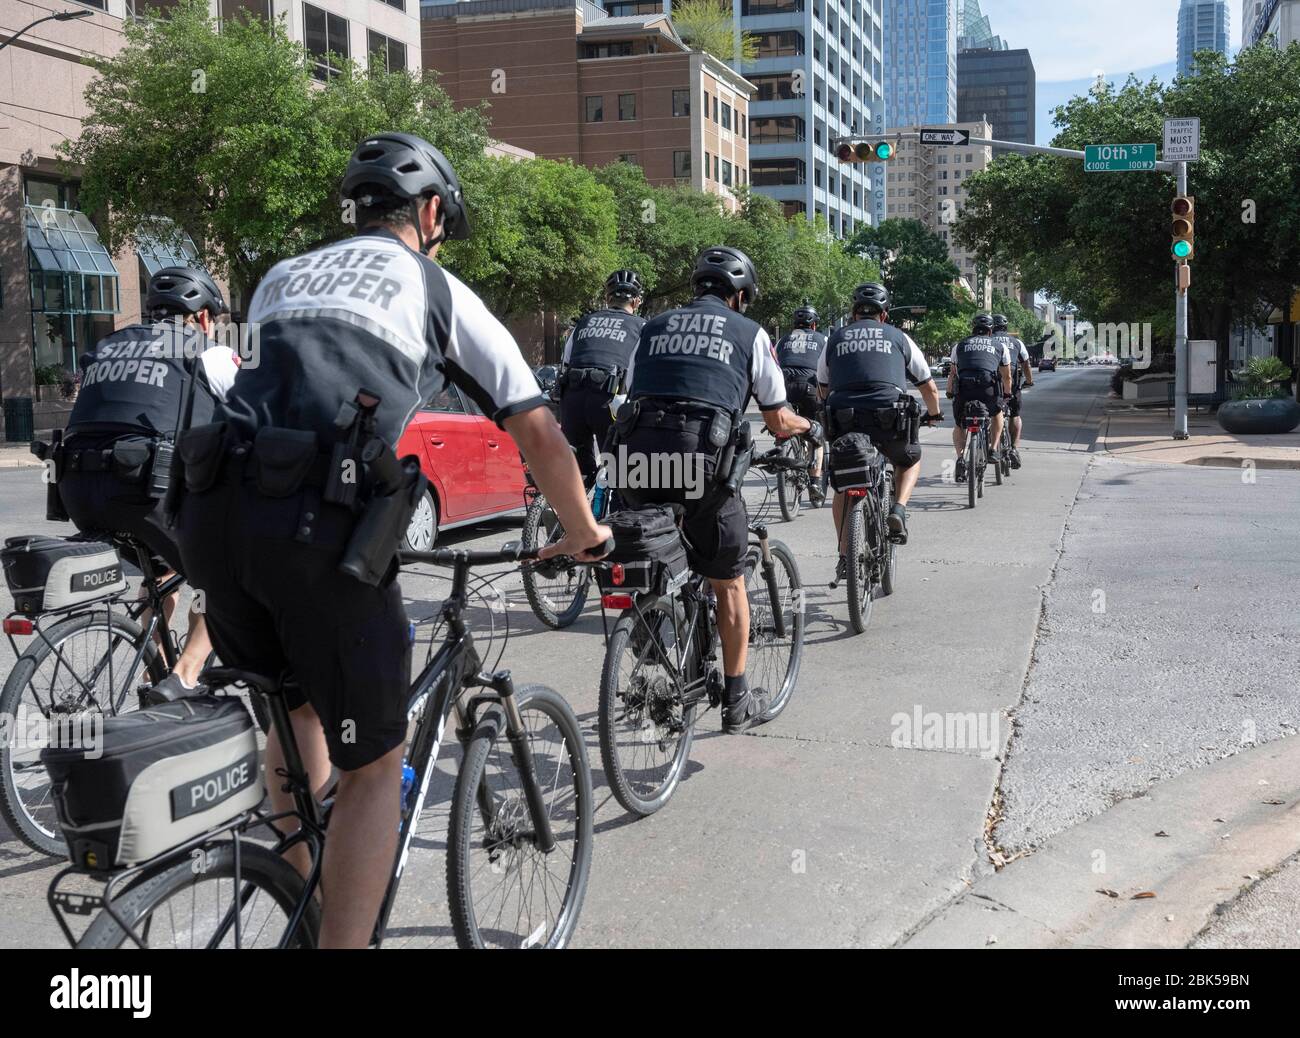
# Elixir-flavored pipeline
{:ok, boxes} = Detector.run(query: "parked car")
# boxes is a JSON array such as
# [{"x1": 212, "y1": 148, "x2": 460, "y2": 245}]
[
  {"x1": 533, "y1": 364, "x2": 560, "y2": 394},
  {"x1": 930, "y1": 357, "x2": 952, "y2": 377},
  {"x1": 1038, "y1": 357, "x2": 1057, "y2": 372},
  {"x1": 397, "y1": 385, "x2": 529, "y2": 551}
]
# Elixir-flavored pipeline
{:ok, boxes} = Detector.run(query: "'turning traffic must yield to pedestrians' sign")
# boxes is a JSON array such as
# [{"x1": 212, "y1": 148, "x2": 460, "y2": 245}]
[
  {"x1": 919, "y1": 128, "x2": 971, "y2": 146},
  {"x1": 1084, "y1": 144, "x2": 1158, "y2": 172},
  {"x1": 1163, "y1": 117, "x2": 1201, "y2": 162}
]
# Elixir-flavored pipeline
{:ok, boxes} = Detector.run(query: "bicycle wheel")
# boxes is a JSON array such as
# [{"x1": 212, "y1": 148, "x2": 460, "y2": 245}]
[
  {"x1": 994, "y1": 438, "x2": 1005, "y2": 486},
  {"x1": 520, "y1": 495, "x2": 590, "y2": 629},
  {"x1": 745, "y1": 540, "x2": 804, "y2": 722},
  {"x1": 78, "y1": 841, "x2": 319, "y2": 948},
  {"x1": 845, "y1": 503, "x2": 874, "y2": 634},
  {"x1": 879, "y1": 479, "x2": 898, "y2": 598},
  {"x1": 447, "y1": 684, "x2": 593, "y2": 949},
  {"x1": 1, "y1": 611, "x2": 166, "y2": 857},
  {"x1": 598, "y1": 598, "x2": 696, "y2": 817},
  {"x1": 977, "y1": 435, "x2": 987, "y2": 499},
  {"x1": 966, "y1": 437, "x2": 978, "y2": 509},
  {"x1": 776, "y1": 439, "x2": 803, "y2": 522}
]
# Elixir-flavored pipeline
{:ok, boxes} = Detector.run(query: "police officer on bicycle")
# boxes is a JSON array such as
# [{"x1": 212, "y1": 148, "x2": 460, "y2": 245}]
[
  {"x1": 816, "y1": 282, "x2": 942, "y2": 553},
  {"x1": 948, "y1": 313, "x2": 1012, "y2": 482},
  {"x1": 175, "y1": 132, "x2": 610, "y2": 948},
  {"x1": 775, "y1": 305, "x2": 828, "y2": 505},
  {"x1": 617, "y1": 246, "x2": 816, "y2": 733},
  {"x1": 558, "y1": 269, "x2": 645, "y2": 481},
  {"x1": 991, "y1": 314, "x2": 1033, "y2": 469},
  {"x1": 58, "y1": 266, "x2": 238, "y2": 702}
]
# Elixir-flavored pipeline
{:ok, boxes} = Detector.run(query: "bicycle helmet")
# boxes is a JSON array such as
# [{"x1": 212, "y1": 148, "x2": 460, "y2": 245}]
[
  {"x1": 972, "y1": 313, "x2": 995, "y2": 335},
  {"x1": 341, "y1": 132, "x2": 470, "y2": 249},
  {"x1": 792, "y1": 305, "x2": 819, "y2": 329},
  {"x1": 691, "y1": 246, "x2": 759, "y2": 307},
  {"x1": 605, "y1": 269, "x2": 643, "y2": 299},
  {"x1": 852, "y1": 282, "x2": 890, "y2": 315},
  {"x1": 146, "y1": 266, "x2": 228, "y2": 318},
  {"x1": 992, "y1": 313, "x2": 1009, "y2": 332}
]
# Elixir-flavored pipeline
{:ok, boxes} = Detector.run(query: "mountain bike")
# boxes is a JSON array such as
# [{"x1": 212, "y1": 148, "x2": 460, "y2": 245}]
[
  {"x1": 520, "y1": 462, "x2": 611, "y2": 629},
  {"x1": 961, "y1": 406, "x2": 993, "y2": 509},
  {"x1": 51, "y1": 542, "x2": 598, "y2": 950},
  {"x1": 774, "y1": 427, "x2": 829, "y2": 521},
  {"x1": 2, "y1": 536, "x2": 190, "y2": 856},
  {"x1": 596, "y1": 449, "x2": 804, "y2": 817}
]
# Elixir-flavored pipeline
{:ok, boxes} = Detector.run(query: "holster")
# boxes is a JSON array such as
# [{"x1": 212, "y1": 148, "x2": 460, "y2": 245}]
[
  {"x1": 339, "y1": 449, "x2": 427, "y2": 587},
  {"x1": 110, "y1": 440, "x2": 153, "y2": 484},
  {"x1": 32, "y1": 433, "x2": 70, "y2": 522},
  {"x1": 176, "y1": 422, "x2": 231, "y2": 495}
]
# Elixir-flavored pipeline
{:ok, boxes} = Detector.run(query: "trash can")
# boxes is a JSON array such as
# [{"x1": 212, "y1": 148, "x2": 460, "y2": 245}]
[{"x1": 4, "y1": 396, "x2": 34, "y2": 443}]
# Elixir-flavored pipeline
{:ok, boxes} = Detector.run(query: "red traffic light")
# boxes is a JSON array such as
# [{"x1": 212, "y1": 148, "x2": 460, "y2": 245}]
[{"x1": 836, "y1": 143, "x2": 855, "y2": 162}]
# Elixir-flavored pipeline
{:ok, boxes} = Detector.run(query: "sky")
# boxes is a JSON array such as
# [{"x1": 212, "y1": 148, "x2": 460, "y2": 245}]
[{"x1": 974, "y1": 0, "x2": 1243, "y2": 143}]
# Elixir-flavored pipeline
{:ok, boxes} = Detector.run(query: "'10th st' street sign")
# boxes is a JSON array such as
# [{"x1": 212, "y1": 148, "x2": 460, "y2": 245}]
[{"x1": 1084, "y1": 144, "x2": 1158, "y2": 171}]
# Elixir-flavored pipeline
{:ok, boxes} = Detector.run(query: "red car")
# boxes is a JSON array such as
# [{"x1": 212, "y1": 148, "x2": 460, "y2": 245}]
[{"x1": 397, "y1": 386, "x2": 529, "y2": 550}]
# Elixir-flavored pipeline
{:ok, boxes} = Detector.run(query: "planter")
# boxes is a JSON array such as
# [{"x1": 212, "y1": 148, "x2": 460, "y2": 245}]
[{"x1": 1216, "y1": 397, "x2": 1300, "y2": 435}]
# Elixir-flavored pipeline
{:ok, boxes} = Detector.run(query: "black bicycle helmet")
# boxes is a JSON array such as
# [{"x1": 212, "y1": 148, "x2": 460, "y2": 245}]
[
  {"x1": 852, "y1": 282, "x2": 890, "y2": 315},
  {"x1": 792, "y1": 305, "x2": 819, "y2": 328},
  {"x1": 972, "y1": 313, "x2": 995, "y2": 335},
  {"x1": 605, "y1": 269, "x2": 643, "y2": 299},
  {"x1": 146, "y1": 266, "x2": 228, "y2": 318},
  {"x1": 341, "y1": 132, "x2": 470, "y2": 245},
  {"x1": 691, "y1": 245, "x2": 759, "y2": 306},
  {"x1": 992, "y1": 313, "x2": 1009, "y2": 332}
]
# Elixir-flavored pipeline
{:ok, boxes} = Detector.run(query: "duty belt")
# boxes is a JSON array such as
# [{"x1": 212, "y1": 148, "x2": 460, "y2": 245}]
[
  {"x1": 566, "y1": 367, "x2": 618, "y2": 388},
  {"x1": 62, "y1": 448, "x2": 117, "y2": 474}
]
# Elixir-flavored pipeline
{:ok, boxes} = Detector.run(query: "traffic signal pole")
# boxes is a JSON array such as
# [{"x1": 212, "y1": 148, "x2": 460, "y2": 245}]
[{"x1": 1173, "y1": 161, "x2": 1190, "y2": 440}]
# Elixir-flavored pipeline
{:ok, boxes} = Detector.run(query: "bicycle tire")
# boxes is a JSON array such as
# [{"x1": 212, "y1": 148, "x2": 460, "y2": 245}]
[
  {"x1": 598, "y1": 599, "x2": 696, "y2": 817},
  {"x1": 967, "y1": 437, "x2": 978, "y2": 509},
  {"x1": 747, "y1": 540, "x2": 804, "y2": 722},
  {"x1": 446, "y1": 684, "x2": 593, "y2": 948},
  {"x1": 845, "y1": 503, "x2": 874, "y2": 634},
  {"x1": 520, "y1": 496, "x2": 590, "y2": 629},
  {"x1": 0, "y1": 611, "x2": 166, "y2": 857},
  {"x1": 776, "y1": 439, "x2": 802, "y2": 522},
  {"x1": 879, "y1": 479, "x2": 897, "y2": 598},
  {"x1": 78, "y1": 841, "x2": 319, "y2": 948}
]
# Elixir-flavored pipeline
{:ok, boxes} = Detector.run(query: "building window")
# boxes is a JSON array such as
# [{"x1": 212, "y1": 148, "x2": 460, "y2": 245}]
[
  {"x1": 216, "y1": 0, "x2": 273, "y2": 24},
  {"x1": 703, "y1": 89, "x2": 710, "y2": 119},
  {"x1": 581, "y1": 41, "x2": 633, "y2": 58},
  {"x1": 673, "y1": 151, "x2": 691, "y2": 179},
  {"x1": 782, "y1": 200, "x2": 807, "y2": 219},
  {"x1": 752, "y1": 158, "x2": 805, "y2": 187},
  {"x1": 749, "y1": 116, "x2": 804, "y2": 143},
  {"x1": 303, "y1": 3, "x2": 349, "y2": 81},
  {"x1": 374, "y1": 0, "x2": 404, "y2": 9},
  {"x1": 721, "y1": 102, "x2": 732, "y2": 131},
  {"x1": 712, "y1": 95, "x2": 719, "y2": 122},
  {"x1": 367, "y1": 30, "x2": 407, "y2": 73},
  {"x1": 748, "y1": 73, "x2": 797, "y2": 102},
  {"x1": 722, "y1": 160, "x2": 732, "y2": 187},
  {"x1": 619, "y1": 93, "x2": 636, "y2": 121},
  {"x1": 753, "y1": 30, "x2": 803, "y2": 58},
  {"x1": 742, "y1": 0, "x2": 802, "y2": 12},
  {"x1": 672, "y1": 88, "x2": 691, "y2": 117},
  {"x1": 585, "y1": 96, "x2": 603, "y2": 123},
  {"x1": 618, "y1": 153, "x2": 638, "y2": 165}
]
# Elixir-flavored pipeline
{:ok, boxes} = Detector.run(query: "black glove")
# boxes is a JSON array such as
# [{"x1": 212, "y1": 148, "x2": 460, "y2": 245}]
[
  {"x1": 921, "y1": 411, "x2": 944, "y2": 427},
  {"x1": 805, "y1": 419, "x2": 824, "y2": 443},
  {"x1": 945, "y1": 390, "x2": 955, "y2": 399}
]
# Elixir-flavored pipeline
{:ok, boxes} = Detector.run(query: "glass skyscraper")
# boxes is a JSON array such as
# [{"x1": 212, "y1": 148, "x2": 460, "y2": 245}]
[
  {"x1": 1177, "y1": 0, "x2": 1230, "y2": 76},
  {"x1": 884, "y1": 0, "x2": 958, "y2": 126}
]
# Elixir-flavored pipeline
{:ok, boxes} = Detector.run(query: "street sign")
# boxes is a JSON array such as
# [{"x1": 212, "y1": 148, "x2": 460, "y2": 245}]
[
  {"x1": 919, "y1": 128, "x2": 971, "y2": 146},
  {"x1": 1163, "y1": 117, "x2": 1201, "y2": 162},
  {"x1": 1084, "y1": 144, "x2": 1158, "y2": 171}
]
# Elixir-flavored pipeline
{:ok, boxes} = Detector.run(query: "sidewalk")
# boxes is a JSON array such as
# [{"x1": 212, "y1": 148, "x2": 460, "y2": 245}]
[
  {"x1": 0, "y1": 444, "x2": 40, "y2": 469},
  {"x1": 1099, "y1": 404, "x2": 1300, "y2": 468}
]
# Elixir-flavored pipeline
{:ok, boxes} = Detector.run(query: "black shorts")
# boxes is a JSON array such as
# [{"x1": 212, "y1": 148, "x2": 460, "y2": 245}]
[
  {"x1": 1005, "y1": 391, "x2": 1022, "y2": 418},
  {"x1": 617, "y1": 426, "x2": 748, "y2": 581},
  {"x1": 782, "y1": 372, "x2": 821, "y2": 422},
  {"x1": 827, "y1": 410, "x2": 921, "y2": 471},
  {"x1": 178, "y1": 473, "x2": 411, "y2": 772},
  {"x1": 559, "y1": 383, "x2": 615, "y2": 480},
  {"x1": 953, "y1": 379, "x2": 1001, "y2": 425},
  {"x1": 58, "y1": 468, "x2": 181, "y2": 573}
]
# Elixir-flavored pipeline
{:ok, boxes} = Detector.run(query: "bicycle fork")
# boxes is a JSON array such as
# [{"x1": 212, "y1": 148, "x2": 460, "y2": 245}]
[{"x1": 752, "y1": 525, "x2": 787, "y2": 639}]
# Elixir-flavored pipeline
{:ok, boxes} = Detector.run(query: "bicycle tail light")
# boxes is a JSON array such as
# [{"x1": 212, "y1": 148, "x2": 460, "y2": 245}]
[
  {"x1": 602, "y1": 593, "x2": 634, "y2": 610},
  {"x1": 3, "y1": 618, "x2": 34, "y2": 636},
  {"x1": 846, "y1": 488, "x2": 868, "y2": 499},
  {"x1": 611, "y1": 563, "x2": 625, "y2": 586}
]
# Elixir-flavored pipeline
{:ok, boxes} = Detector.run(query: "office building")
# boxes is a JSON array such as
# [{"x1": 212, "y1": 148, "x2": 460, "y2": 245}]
[
  {"x1": 956, "y1": 47, "x2": 1035, "y2": 147},
  {"x1": 956, "y1": 0, "x2": 1002, "y2": 50},
  {"x1": 1242, "y1": 0, "x2": 1299, "y2": 47},
  {"x1": 884, "y1": 0, "x2": 957, "y2": 126},
  {"x1": 1177, "y1": 0, "x2": 1229, "y2": 76}
]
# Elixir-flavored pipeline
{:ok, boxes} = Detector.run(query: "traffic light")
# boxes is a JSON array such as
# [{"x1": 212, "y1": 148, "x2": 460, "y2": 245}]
[
  {"x1": 836, "y1": 139, "x2": 895, "y2": 164},
  {"x1": 1171, "y1": 195, "x2": 1194, "y2": 262}
]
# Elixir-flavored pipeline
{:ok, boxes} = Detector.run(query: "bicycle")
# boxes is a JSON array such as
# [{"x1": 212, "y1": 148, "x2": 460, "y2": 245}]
[
  {"x1": 49, "y1": 542, "x2": 597, "y2": 950},
  {"x1": 1, "y1": 536, "x2": 186, "y2": 856},
  {"x1": 774, "y1": 426, "x2": 829, "y2": 521},
  {"x1": 961, "y1": 406, "x2": 993, "y2": 509},
  {"x1": 596, "y1": 449, "x2": 804, "y2": 817},
  {"x1": 519, "y1": 460, "x2": 612, "y2": 630}
]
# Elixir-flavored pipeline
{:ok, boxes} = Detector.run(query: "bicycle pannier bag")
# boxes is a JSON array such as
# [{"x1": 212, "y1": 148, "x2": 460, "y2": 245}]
[
  {"x1": 40, "y1": 697, "x2": 263, "y2": 872},
  {"x1": 597, "y1": 505, "x2": 689, "y2": 595},
  {"x1": 1, "y1": 536, "x2": 127, "y2": 616},
  {"x1": 828, "y1": 433, "x2": 881, "y2": 492}
]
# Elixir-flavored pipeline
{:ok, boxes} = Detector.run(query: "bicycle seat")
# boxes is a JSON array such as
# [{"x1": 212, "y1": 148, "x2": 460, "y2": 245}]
[{"x1": 201, "y1": 666, "x2": 282, "y2": 696}]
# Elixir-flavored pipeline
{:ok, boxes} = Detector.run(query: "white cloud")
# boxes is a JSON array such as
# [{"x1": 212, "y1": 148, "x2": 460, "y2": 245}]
[{"x1": 981, "y1": 0, "x2": 1240, "y2": 83}]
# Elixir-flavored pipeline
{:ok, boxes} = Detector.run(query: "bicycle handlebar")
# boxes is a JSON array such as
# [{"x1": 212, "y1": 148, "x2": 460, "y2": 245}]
[
  {"x1": 399, "y1": 535, "x2": 614, "y2": 571},
  {"x1": 752, "y1": 448, "x2": 806, "y2": 472}
]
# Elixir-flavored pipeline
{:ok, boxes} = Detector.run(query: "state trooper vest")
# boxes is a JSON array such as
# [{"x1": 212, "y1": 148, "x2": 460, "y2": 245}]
[
  {"x1": 823, "y1": 319, "x2": 914, "y2": 395},
  {"x1": 568, "y1": 308, "x2": 644, "y2": 373},
  {"x1": 953, "y1": 335, "x2": 1004, "y2": 382},
  {"x1": 776, "y1": 329, "x2": 826, "y2": 374},
  {"x1": 629, "y1": 295, "x2": 759, "y2": 414},
  {"x1": 68, "y1": 322, "x2": 217, "y2": 438},
  {"x1": 993, "y1": 334, "x2": 1024, "y2": 389}
]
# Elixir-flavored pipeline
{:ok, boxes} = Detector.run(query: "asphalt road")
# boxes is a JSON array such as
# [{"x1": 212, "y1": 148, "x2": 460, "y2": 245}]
[{"x1": 0, "y1": 367, "x2": 1212, "y2": 948}]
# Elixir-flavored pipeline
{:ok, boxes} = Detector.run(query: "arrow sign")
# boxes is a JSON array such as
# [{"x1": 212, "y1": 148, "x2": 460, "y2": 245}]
[{"x1": 919, "y1": 128, "x2": 971, "y2": 146}]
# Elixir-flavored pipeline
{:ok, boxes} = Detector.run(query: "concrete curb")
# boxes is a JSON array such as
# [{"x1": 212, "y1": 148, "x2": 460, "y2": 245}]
[{"x1": 903, "y1": 736, "x2": 1300, "y2": 948}]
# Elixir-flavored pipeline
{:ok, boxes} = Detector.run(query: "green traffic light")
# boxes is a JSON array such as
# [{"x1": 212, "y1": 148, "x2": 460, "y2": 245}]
[
  {"x1": 1172, "y1": 240, "x2": 1192, "y2": 259},
  {"x1": 875, "y1": 142, "x2": 893, "y2": 160}
]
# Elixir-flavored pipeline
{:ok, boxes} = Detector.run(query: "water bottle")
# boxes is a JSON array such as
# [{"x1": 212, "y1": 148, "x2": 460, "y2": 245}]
[
  {"x1": 591, "y1": 482, "x2": 607, "y2": 519},
  {"x1": 399, "y1": 760, "x2": 416, "y2": 822}
]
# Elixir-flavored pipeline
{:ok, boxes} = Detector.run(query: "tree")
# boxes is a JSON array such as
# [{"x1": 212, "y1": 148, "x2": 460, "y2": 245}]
[
  {"x1": 672, "y1": 0, "x2": 757, "y2": 63},
  {"x1": 63, "y1": 0, "x2": 490, "y2": 292},
  {"x1": 990, "y1": 291, "x2": 1049, "y2": 344},
  {"x1": 913, "y1": 304, "x2": 979, "y2": 355},
  {"x1": 847, "y1": 219, "x2": 963, "y2": 326},
  {"x1": 956, "y1": 42, "x2": 1300, "y2": 374}
]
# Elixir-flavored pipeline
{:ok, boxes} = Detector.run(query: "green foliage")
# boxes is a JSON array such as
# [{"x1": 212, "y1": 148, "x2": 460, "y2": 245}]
[
  {"x1": 913, "y1": 304, "x2": 980, "y2": 353},
  {"x1": 1230, "y1": 355, "x2": 1293, "y2": 400},
  {"x1": 990, "y1": 290, "x2": 1049, "y2": 343},
  {"x1": 672, "y1": 0, "x2": 757, "y2": 63},
  {"x1": 846, "y1": 219, "x2": 962, "y2": 327}
]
